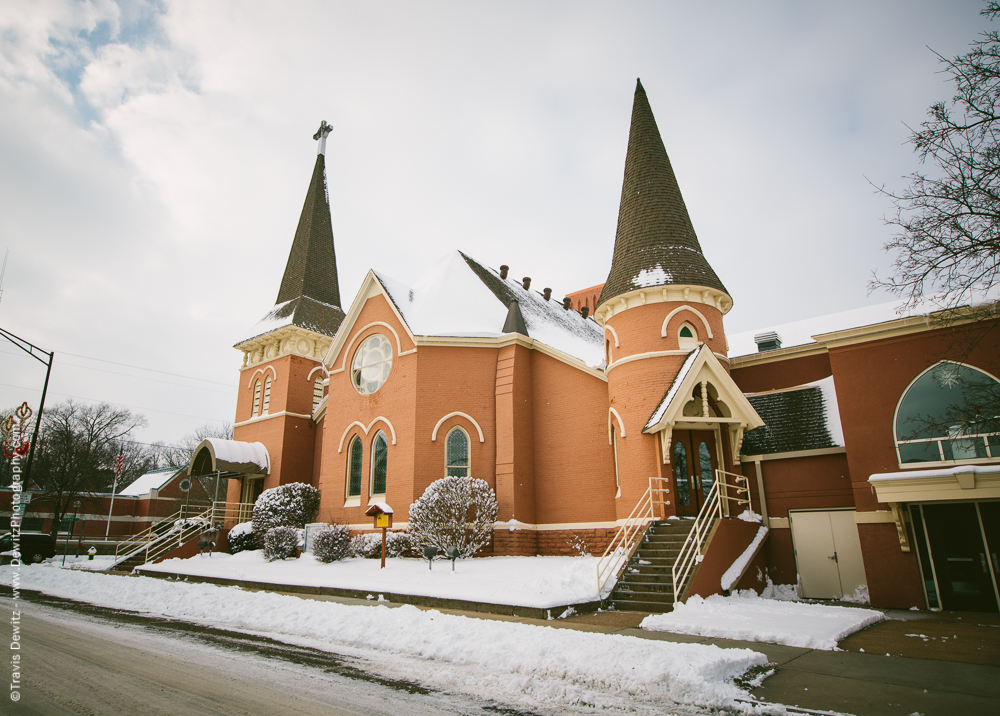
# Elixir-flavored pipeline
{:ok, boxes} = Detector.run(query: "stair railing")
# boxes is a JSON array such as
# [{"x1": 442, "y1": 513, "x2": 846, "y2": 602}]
[
  {"x1": 143, "y1": 509, "x2": 214, "y2": 564},
  {"x1": 208, "y1": 501, "x2": 255, "y2": 527},
  {"x1": 671, "y1": 468, "x2": 753, "y2": 606},
  {"x1": 596, "y1": 477, "x2": 671, "y2": 597},
  {"x1": 113, "y1": 504, "x2": 213, "y2": 567}
]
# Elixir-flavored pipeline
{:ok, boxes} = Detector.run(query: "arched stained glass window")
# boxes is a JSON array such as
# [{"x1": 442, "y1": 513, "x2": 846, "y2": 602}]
[
  {"x1": 698, "y1": 442, "x2": 713, "y2": 496},
  {"x1": 371, "y1": 432, "x2": 388, "y2": 495},
  {"x1": 895, "y1": 362, "x2": 1000, "y2": 464},
  {"x1": 673, "y1": 441, "x2": 690, "y2": 506},
  {"x1": 446, "y1": 427, "x2": 470, "y2": 477},
  {"x1": 347, "y1": 436, "x2": 363, "y2": 497}
]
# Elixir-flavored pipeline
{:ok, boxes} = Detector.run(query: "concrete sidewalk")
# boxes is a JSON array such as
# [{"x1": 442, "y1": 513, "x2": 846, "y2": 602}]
[{"x1": 249, "y1": 585, "x2": 1000, "y2": 716}]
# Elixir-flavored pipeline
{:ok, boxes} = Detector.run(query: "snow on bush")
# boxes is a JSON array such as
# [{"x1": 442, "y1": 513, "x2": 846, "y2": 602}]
[
  {"x1": 263, "y1": 526, "x2": 299, "y2": 561},
  {"x1": 350, "y1": 531, "x2": 413, "y2": 559},
  {"x1": 227, "y1": 522, "x2": 257, "y2": 555},
  {"x1": 252, "y1": 482, "x2": 320, "y2": 543},
  {"x1": 407, "y1": 477, "x2": 497, "y2": 557},
  {"x1": 312, "y1": 525, "x2": 351, "y2": 563}
]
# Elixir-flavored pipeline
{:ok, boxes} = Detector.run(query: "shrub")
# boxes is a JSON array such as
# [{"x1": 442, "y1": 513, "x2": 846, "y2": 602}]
[
  {"x1": 312, "y1": 524, "x2": 351, "y2": 563},
  {"x1": 349, "y1": 531, "x2": 414, "y2": 559},
  {"x1": 227, "y1": 522, "x2": 256, "y2": 554},
  {"x1": 252, "y1": 482, "x2": 320, "y2": 543},
  {"x1": 407, "y1": 477, "x2": 497, "y2": 558},
  {"x1": 263, "y1": 526, "x2": 299, "y2": 561}
]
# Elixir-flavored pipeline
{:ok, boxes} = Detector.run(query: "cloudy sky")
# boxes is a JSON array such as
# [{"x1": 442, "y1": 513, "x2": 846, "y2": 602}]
[{"x1": 0, "y1": 0, "x2": 990, "y2": 449}]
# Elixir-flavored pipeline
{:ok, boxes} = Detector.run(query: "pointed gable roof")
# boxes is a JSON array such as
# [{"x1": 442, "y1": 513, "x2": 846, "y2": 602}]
[
  {"x1": 238, "y1": 150, "x2": 346, "y2": 344},
  {"x1": 599, "y1": 80, "x2": 727, "y2": 308}
]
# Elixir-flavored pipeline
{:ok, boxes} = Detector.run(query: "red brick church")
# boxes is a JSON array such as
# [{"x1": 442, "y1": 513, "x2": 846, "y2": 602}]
[{"x1": 192, "y1": 81, "x2": 1000, "y2": 613}]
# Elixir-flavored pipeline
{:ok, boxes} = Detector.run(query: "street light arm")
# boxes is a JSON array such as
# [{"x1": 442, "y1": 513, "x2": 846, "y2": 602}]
[{"x1": 0, "y1": 327, "x2": 53, "y2": 366}]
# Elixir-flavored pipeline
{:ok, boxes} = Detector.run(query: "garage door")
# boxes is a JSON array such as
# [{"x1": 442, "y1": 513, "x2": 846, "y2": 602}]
[{"x1": 789, "y1": 509, "x2": 868, "y2": 599}]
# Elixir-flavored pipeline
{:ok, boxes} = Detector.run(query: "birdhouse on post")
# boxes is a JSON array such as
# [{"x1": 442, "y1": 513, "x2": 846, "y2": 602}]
[{"x1": 365, "y1": 503, "x2": 393, "y2": 569}]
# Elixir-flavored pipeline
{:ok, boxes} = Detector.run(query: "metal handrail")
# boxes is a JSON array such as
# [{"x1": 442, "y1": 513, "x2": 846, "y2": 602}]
[
  {"x1": 113, "y1": 504, "x2": 212, "y2": 566},
  {"x1": 143, "y1": 514, "x2": 212, "y2": 564},
  {"x1": 207, "y1": 501, "x2": 255, "y2": 526},
  {"x1": 671, "y1": 468, "x2": 753, "y2": 606},
  {"x1": 595, "y1": 477, "x2": 671, "y2": 597}
]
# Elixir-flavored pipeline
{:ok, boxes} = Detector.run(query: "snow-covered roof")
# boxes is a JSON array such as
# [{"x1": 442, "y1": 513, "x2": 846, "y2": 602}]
[
  {"x1": 118, "y1": 466, "x2": 184, "y2": 497},
  {"x1": 375, "y1": 251, "x2": 605, "y2": 367},
  {"x1": 741, "y1": 376, "x2": 844, "y2": 456},
  {"x1": 188, "y1": 438, "x2": 270, "y2": 477},
  {"x1": 237, "y1": 295, "x2": 345, "y2": 346},
  {"x1": 729, "y1": 288, "x2": 999, "y2": 358},
  {"x1": 869, "y1": 464, "x2": 1000, "y2": 483}
]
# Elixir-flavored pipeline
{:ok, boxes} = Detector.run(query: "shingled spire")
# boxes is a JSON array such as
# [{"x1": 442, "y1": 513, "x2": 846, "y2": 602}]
[
  {"x1": 598, "y1": 80, "x2": 727, "y2": 308},
  {"x1": 240, "y1": 122, "x2": 346, "y2": 343}
]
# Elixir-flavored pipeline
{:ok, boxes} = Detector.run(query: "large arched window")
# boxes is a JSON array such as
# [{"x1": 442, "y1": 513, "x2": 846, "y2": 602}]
[
  {"x1": 445, "y1": 427, "x2": 470, "y2": 477},
  {"x1": 895, "y1": 362, "x2": 1000, "y2": 465},
  {"x1": 371, "y1": 431, "x2": 388, "y2": 495},
  {"x1": 352, "y1": 334, "x2": 393, "y2": 395},
  {"x1": 347, "y1": 436, "x2": 363, "y2": 497}
]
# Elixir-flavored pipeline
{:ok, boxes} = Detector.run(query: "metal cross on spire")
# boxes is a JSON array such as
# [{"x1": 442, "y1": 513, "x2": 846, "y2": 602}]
[{"x1": 313, "y1": 120, "x2": 333, "y2": 155}]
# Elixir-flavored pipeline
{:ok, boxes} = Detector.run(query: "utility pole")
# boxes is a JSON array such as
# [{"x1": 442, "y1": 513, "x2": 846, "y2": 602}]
[{"x1": 0, "y1": 327, "x2": 53, "y2": 482}]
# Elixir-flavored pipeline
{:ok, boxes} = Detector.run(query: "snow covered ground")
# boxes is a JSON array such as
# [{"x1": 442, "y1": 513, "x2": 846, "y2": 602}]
[
  {"x1": 641, "y1": 590, "x2": 884, "y2": 650},
  {"x1": 139, "y1": 550, "x2": 607, "y2": 609},
  {"x1": 2, "y1": 564, "x2": 770, "y2": 714}
]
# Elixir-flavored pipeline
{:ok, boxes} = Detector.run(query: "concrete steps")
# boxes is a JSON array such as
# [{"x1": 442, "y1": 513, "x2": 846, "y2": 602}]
[{"x1": 608, "y1": 519, "x2": 696, "y2": 613}]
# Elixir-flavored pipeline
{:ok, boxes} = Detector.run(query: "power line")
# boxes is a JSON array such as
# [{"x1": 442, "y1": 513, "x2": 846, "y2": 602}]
[
  {"x1": 0, "y1": 381, "x2": 229, "y2": 424},
  {"x1": 0, "y1": 348, "x2": 236, "y2": 395},
  {"x1": 59, "y1": 351, "x2": 234, "y2": 387}
]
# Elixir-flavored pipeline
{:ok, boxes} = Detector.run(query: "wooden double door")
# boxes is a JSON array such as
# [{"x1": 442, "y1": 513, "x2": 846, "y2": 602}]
[{"x1": 670, "y1": 430, "x2": 719, "y2": 517}]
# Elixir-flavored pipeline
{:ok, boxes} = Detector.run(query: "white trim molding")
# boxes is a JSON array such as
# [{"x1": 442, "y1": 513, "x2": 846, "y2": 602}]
[
  {"x1": 595, "y1": 284, "x2": 733, "y2": 326},
  {"x1": 661, "y1": 305, "x2": 714, "y2": 340},
  {"x1": 431, "y1": 412, "x2": 485, "y2": 443},
  {"x1": 234, "y1": 410, "x2": 312, "y2": 428},
  {"x1": 607, "y1": 349, "x2": 730, "y2": 374},
  {"x1": 245, "y1": 365, "x2": 277, "y2": 389},
  {"x1": 604, "y1": 324, "x2": 620, "y2": 348},
  {"x1": 608, "y1": 407, "x2": 626, "y2": 444},
  {"x1": 337, "y1": 416, "x2": 398, "y2": 453}
]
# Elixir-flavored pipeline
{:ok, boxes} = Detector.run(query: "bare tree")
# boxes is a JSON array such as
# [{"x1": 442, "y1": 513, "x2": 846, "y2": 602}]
[
  {"x1": 873, "y1": 2, "x2": 1000, "y2": 314},
  {"x1": 29, "y1": 401, "x2": 146, "y2": 537}
]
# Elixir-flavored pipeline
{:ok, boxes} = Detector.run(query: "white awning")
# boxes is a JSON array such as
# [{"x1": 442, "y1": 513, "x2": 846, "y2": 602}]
[{"x1": 869, "y1": 464, "x2": 1000, "y2": 503}]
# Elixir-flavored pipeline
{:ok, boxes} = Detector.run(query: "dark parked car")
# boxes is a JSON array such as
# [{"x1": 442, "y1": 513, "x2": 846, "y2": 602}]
[{"x1": 0, "y1": 532, "x2": 56, "y2": 564}]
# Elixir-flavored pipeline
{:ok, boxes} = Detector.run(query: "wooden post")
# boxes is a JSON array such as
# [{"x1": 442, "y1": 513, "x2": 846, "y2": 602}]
[{"x1": 381, "y1": 526, "x2": 387, "y2": 569}]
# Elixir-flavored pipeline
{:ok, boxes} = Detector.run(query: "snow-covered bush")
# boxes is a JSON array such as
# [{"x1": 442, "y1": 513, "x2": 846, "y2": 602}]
[
  {"x1": 227, "y1": 522, "x2": 256, "y2": 554},
  {"x1": 252, "y1": 482, "x2": 320, "y2": 542},
  {"x1": 407, "y1": 477, "x2": 497, "y2": 557},
  {"x1": 312, "y1": 524, "x2": 351, "y2": 563},
  {"x1": 350, "y1": 531, "x2": 414, "y2": 559},
  {"x1": 263, "y1": 526, "x2": 299, "y2": 561}
]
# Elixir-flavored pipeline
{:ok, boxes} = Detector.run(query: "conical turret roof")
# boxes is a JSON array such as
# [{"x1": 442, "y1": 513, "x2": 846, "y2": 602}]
[{"x1": 598, "y1": 80, "x2": 727, "y2": 308}]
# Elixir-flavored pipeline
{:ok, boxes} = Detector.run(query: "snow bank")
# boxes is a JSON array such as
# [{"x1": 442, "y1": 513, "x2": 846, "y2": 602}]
[
  {"x1": 720, "y1": 526, "x2": 768, "y2": 591},
  {"x1": 141, "y1": 552, "x2": 605, "y2": 609},
  {"x1": 641, "y1": 591, "x2": 883, "y2": 650},
  {"x1": 2, "y1": 566, "x2": 768, "y2": 711}
]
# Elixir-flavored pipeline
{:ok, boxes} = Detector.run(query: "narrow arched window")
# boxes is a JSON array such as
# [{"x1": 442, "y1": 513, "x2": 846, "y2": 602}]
[
  {"x1": 371, "y1": 431, "x2": 388, "y2": 495},
  {"x1": 446, "y1": 427, "x2": 470, "y2": 477},
  {"x1": 347, "y1": 436, "x2": 363, "y2": 497},
  {"x1": 673, "y1": 441, "x2": 690, "y2": 506},
  {"x1": 894, "y1": 362, "x2": 1000, "y2": 464},
  {"x1": 698, "y1": 441, "x2": 713, "y2": 496},
  {"x1": 252, "y1": 379, "x2": 261, "y2": 417},
  {"x1": 313, "y1": 376, "x2": 324, "y2": 410},
  {"x1": 262, "y1": 375, "x2": 271, "y2": 415},
  {"x1": 678, "y1": 322, "x2": 698, "y2": 350}
]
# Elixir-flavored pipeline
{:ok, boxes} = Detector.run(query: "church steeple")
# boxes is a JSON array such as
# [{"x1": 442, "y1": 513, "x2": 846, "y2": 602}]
[
  {"x1": 276, "y1": 121, "x2": 342, "y2": 311},
  {"x1": 598, "y1": 80, "x2": 727, "y2": 309},
  {"x1": 237, "y1": 122, "x2": 345, "y2": 347}
]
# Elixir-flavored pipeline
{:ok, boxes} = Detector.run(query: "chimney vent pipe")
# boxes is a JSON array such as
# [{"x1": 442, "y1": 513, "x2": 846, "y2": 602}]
[
  {"x1": 543, "y1": 288, "x2": 552, "y2": 301},
  {"x1": 522, "y1": 277, "x2": 531, "y2": 290},
  {"x1": 581, "y1": 306, "x2": 590, "y2": 318},
  {"x1": 499, "y1": 265, "x2": 509, "y2": 279}
]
